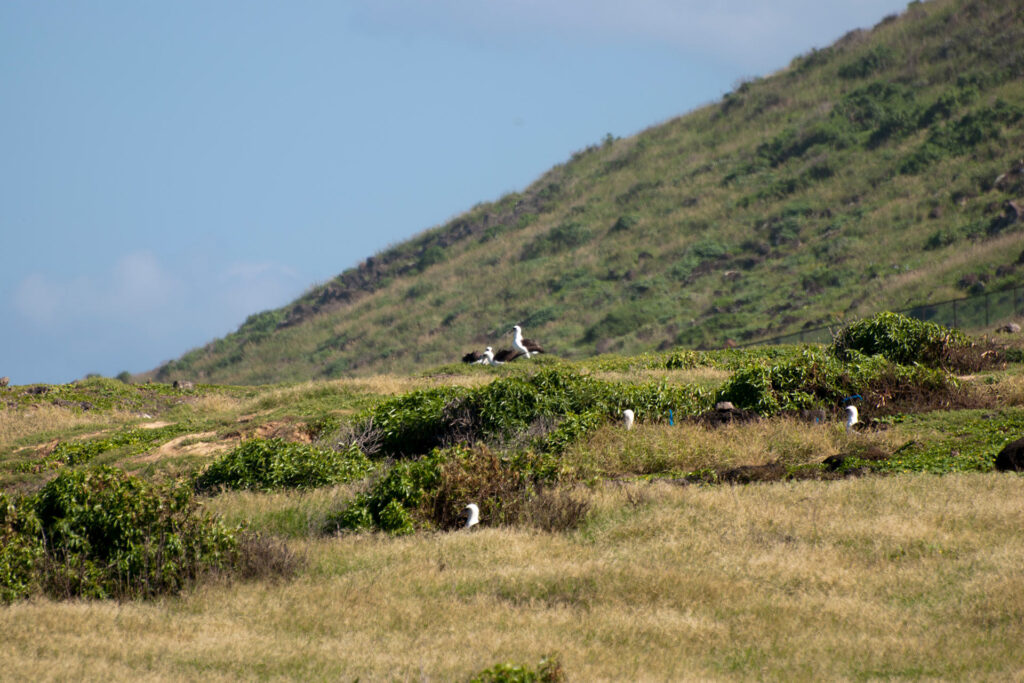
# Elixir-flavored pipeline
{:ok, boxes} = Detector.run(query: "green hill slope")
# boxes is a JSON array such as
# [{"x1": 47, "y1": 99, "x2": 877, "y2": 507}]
[{"x1": 155, "y1": 0, "x2": 1024, "y2": 385}]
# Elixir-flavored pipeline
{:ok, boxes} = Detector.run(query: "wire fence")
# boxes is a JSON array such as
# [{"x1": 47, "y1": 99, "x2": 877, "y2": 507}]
[{"x1": 741, "y1": 283, "x2": 1024, "y2": 348}]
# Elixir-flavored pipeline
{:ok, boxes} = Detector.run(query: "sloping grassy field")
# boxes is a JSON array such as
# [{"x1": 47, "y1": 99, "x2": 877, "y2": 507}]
[
  {"x1": 3, "y1": 318, "x2": 1024, "y2": 680},
  {"x1": 152, "y1": 0, "x2": 1024, "y2": 385}
]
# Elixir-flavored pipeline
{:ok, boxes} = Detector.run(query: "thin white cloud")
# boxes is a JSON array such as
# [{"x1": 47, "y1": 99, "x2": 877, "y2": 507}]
[
  {"x1": 12, "y1": 250, "x2": 180, "y2": 326},
  {"x1": 10, "y1": 252, "x2": 301, "y2": 336},
  {"x1": 12, "y1": 272, "x2": 62, "y2": 325}
]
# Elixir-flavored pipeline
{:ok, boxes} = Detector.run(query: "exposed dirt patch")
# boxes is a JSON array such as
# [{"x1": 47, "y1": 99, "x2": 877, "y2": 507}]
[
  {"x1": 135, "y1": 432, "x2": 235, "y2": 463},
  {"x1": 139, "y1": 421, "x2": 173, "y2": 429},
  {"x1": 35, "y1": 439, "x2": 60, "y2": 458},
  {"x1": 254, "y1": 420, "x2": 312, "y2": 443}
]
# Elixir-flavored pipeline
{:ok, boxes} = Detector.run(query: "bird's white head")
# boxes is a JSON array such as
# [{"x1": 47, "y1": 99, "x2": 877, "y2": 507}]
[{"x1": 463, "y1": 503, "x2": 480, "y2": 529}]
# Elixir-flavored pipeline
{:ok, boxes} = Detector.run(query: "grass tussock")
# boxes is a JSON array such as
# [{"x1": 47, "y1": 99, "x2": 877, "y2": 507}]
[{"x1": 564, "y1": 417, "x2": 901, "y2": 479}]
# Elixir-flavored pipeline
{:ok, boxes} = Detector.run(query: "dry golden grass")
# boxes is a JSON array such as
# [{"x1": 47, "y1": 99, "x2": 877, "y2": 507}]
[
  {"x1": 2, "y1": 474, "x2": 1021, "y2": 680},
  {"x1": 0, "y1": 405, "x2": 133, "y2": 453},
  {"x1": 564, "y1": 418, "x2": 899, "y2": 478}
]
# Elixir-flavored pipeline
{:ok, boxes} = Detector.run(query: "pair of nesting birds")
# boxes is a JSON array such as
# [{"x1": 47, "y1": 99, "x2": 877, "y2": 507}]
[{"x1": 462, "y1": 325, "x2": 544, "y2": 365}]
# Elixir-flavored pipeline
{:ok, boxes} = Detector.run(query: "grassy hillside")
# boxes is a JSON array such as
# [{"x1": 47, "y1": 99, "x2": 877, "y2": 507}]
[
  {"x1": 3, "y1": 315, "x2": 1024, "y2": 678},
  {"x1": 157, "y1": 0, "x2": 1024, "y2": 385}
]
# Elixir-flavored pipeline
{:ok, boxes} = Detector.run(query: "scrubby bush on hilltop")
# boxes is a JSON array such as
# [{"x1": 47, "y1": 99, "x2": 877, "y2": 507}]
[{"x1": 830, "y1": 311, "x2": 971, "y2": 367}]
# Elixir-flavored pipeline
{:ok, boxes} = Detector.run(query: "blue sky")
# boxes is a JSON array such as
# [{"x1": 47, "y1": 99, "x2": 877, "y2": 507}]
[{"x1": 1, "y1": 1, "x2": 909, "y2": 385}]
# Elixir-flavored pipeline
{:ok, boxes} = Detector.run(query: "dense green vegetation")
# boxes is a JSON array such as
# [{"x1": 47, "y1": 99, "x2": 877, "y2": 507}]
[
  {"x1": 1, "y1": 467, "x2": 239, "y2": 601},
  {"x1": 149, "y1": 0, "x2": 1024, "y2": 385}
]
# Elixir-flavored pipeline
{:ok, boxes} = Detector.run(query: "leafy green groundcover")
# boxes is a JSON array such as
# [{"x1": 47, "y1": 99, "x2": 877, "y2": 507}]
[
  {"x1": 364, "y1": 368, "x2": 711, "y2": 458},
  {"x1": 876, "y1": 408, "x2": 1024, "y2": 474},
  {"x1": 194, "y1": 438, "x2": 372, "y2": 492},
  {"x1": 15, "y1": 423, "x2": 192, "y2": 473},
  {"x1": 715, "y1": 347, "x2": 952, "y2": 415}
]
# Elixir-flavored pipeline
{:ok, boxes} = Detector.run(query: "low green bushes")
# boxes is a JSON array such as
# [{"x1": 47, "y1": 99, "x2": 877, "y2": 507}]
[
  {"x1": 325, "y1": 443, "x2": 589, "y2": 536},
  {"x1": 194, "y1": 438, "x2": 371, "y2": 492},
  {"x1": 2, "y1": 467, "x2": 239, "y2": 602},
  {"x1": 469, "y1": 654, "x2": 566, "y2": 682},
  {"x1": 830, "y1": 311, "x2": 970, "y2": 367},
  {"x1": 325, "y1": 451, "x2": 444, "y2": 535},
  {"x1": 716, "y1": 347, "x2": 952, "y2": 415},
  {"x1": 361, "y1": 369, "x2": 711, "y2": 458}
]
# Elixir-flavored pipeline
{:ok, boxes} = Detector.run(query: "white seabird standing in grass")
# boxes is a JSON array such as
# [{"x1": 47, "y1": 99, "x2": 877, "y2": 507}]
[
  {"x1": 622, "y1": 409, "x2": 635, "y2": 430},
  {"x1": 844, "y1": 405, "x2": 859, "y2": 433},
  {"x1": 462, "y1": 503, "x2": 480, "y2": 529}
]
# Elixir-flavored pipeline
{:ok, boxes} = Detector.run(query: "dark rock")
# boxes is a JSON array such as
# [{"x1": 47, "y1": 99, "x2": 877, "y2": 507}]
[
  {"x1": 995, "y1": 437, "x2": 1024, "y2": 472},
  {"x1": 697, "y1": 405, "x2": 759, "y2": 427},
  {"x1": 717, "y1": 462, "x2": 786, "y2": 484},
  {"x1": 798, "y1": 409, "x2": 827, "y2": 423},
  {"x1": 822, "y1": 446, "x2": 889, "y2": 472}
]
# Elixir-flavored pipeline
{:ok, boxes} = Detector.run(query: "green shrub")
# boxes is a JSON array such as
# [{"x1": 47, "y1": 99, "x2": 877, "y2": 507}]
[
  {"x1": 325, "y1": 452, "x2": 443, "y2": 535},
  {"x1": 470, "y1": 654, "x2": 565, "y2": 683},
  {"x1": 830, "y1": 311, "x2": 969, "y2": 367},
  {"x1": 837, "y1": 46, "x2": 894, "y2": 79},
  {"x1": 610, "y1": 214, "x2": 639, "y2": 232},
  {"x1": 2, "y1": 467, "x2": 238, "y2": 602},
  {"x1": 416, "y1": 245, "x2": 446, "y2": 271},
  {"x1": 359, "y1": 368, "x2": 710, "y2": 460},
  {"x1": 902, "y1": 102, "x2": 1024, "y2": 174},
  {"x1": 521, "y1": 222, "x2": 591, "y2": 260},
  {"x1": 583, "y1": 301, "x2": 667, "y2": 342},
  {"x1": 0, "y1": 493, "x2": 42, "y2": 602},
  {"x1": 195, "y1": 438, "x2": 371, "y2": 492},
  {"x1": 365, "y1": 386, "x2": 469, "y2": 456},
  {"x1": 716, "y1": 347, "x2": 952, "y2": 415},
  {"x1": 238, "y1": 309, "x2": 286, "y2": 343}
]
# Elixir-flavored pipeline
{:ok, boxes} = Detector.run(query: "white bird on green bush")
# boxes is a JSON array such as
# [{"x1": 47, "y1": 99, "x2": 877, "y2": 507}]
[
  {"x1": 463, "y1": 503, "x2": 480, "y2": 529},
  {"x1": 844, "y1": 405, "x2": 859, "y2": 433},
  {"x1": 622, "y1": 409, "x2": 635, "y2": 430}
]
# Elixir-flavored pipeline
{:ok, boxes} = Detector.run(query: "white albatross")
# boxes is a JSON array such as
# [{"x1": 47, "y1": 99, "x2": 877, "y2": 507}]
[
  {"x1": 512, "y1": 325, "x2": 545, "y2": 359},
  {"x1": 622, "y1": 409, "x2": 635, "y2": 430},
  {"x1": 462, "y1": 503, "x2": 480, "y2": 529},
  {"x1": 844, "y1": 405, "x2": 859, "y2": 433},
  {"x1": 461, "y1": 347, "x2": 496, "y2": 365}
]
